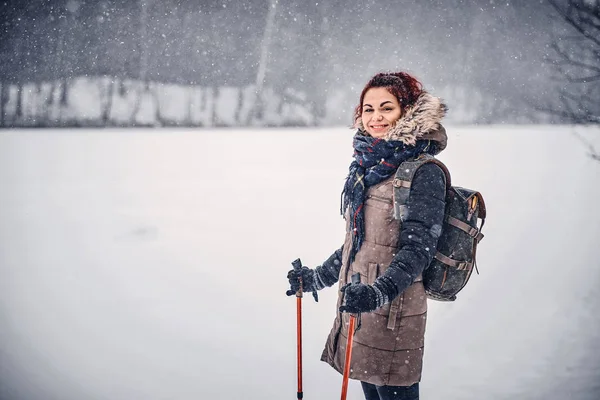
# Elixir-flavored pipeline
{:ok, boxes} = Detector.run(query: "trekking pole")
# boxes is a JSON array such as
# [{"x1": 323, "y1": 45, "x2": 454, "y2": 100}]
[
  {"x1": 291, "y1": 258, "x2": 304, "y2": 400},
  {"x1": 340, "y1": 273, "x2": 361, "y2": 400}
]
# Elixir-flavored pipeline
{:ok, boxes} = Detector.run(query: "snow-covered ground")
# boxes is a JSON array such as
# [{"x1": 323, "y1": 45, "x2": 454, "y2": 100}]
[{"x1": 1, "y1": 126, "x2": 599, "y2": 400}]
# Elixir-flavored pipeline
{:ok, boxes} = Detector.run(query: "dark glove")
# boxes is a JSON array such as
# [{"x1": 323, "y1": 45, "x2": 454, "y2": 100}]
[
  {"x1": 339, "y1": 281, "x2": 388, "y2": 313},
  {"x1": 286, "y1": 266, "x2": 317, "y2": 296}
]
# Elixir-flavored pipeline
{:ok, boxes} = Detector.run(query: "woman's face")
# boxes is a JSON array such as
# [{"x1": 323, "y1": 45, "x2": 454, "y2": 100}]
[{"x1": 361, "y1": 87, "x2": 402, "y2": 138}]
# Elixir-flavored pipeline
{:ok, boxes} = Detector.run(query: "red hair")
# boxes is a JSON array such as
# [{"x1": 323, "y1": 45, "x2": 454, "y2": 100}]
[{"x1": 353, "y1": 72, "x2": 423, "y2": 127}]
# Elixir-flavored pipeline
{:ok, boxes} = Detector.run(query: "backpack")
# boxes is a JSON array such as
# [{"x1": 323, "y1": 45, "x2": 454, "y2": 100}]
[{"x1": 393, "y1": 154, "x2": 486, "y2": 301}]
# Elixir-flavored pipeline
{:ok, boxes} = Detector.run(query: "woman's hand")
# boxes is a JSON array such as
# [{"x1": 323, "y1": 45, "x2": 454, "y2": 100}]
[
  {"x1": 286, "y1": 266, "x2": 317, "y2": 296},
  {"x1": 339, "y1": 282, "x2": 387, "y2": 313}
]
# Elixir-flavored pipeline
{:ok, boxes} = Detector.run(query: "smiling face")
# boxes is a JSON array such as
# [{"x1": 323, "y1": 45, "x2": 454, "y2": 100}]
[{"x1": 361, "y1": 87, "x2": 403, "y2": 138}]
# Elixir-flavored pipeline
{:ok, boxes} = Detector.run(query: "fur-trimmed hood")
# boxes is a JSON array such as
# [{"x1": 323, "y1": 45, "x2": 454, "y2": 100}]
[{"x1": 358, "y1": 92, "x2": 448, "y2": 154}]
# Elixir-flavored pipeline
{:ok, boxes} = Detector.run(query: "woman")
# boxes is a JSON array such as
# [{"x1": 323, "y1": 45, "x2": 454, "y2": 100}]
[{"x1": 286, "y1": 71, "x2": 448, "y2": 400}]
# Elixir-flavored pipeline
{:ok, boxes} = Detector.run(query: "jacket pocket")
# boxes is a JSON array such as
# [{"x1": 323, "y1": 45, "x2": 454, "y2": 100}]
[
  {"x1": 366, "y1": 194, "x2": 393, "y2": 211},
  {"x1": 368, "y1": 262, "x2": 379, "y2": 284}
]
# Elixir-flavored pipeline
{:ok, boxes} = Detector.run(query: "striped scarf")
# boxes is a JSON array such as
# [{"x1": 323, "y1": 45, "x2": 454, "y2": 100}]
[{"x1": 341, "y1": 132, "x2": 433, "y2": 264}]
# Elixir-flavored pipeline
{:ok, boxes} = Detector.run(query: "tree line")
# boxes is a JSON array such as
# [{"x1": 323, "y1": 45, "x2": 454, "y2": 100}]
[{"x1": 0, "y1": 0, "x2": 597, "y2": 127}]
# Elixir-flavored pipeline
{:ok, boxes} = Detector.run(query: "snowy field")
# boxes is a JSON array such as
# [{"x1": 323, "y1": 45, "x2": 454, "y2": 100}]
[{"x1": 1, "y1": 126, "x2": 599, "y2": 400}]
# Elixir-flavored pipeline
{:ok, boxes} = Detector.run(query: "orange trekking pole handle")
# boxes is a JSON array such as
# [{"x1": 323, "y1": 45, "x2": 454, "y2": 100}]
[
  {"x1": 292, "y1": 258, "x2": 304, "y2": 399},
  {"x1": 340, "y1": 273, "x2": 361, "y2": 400}
]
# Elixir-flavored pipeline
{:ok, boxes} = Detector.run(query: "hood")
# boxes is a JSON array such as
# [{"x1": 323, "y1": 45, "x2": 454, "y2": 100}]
[{"x1": 360, "y1": 92, "x2": 447, "y2": 154}]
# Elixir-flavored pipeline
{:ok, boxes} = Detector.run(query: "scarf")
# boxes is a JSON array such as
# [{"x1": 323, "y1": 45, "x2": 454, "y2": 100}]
[{"x1": 341, "y1": 131, "x2": 434, "y2": 264}]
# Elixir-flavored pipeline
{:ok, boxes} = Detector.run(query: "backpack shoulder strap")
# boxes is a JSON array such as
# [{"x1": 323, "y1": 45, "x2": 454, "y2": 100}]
[{"x1": 393, "y1": 154, "x2": 451, "y2": 220}]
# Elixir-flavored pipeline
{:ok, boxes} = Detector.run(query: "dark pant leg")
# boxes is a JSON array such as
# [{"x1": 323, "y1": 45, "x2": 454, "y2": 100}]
[
  {"x1": 375, "y1": 383, "x2": 419, "y2": 400},
  {"x1": 361, "y1": 382, "x2": 381, "y2": 400}
]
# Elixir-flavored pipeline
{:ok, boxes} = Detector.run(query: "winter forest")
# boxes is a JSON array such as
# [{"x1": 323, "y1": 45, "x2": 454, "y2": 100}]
[{"x1": 1, "y1": 0, "x2": 599, "y2": 128}]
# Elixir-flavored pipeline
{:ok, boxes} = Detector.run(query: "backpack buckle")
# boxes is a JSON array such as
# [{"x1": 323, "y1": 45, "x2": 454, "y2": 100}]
[
  {"x1": 392, "y1": 179, "x2": 411, "y2": 188},
  {"x1": 457, "y1": 262, "x2": 469, "y2": 270}
]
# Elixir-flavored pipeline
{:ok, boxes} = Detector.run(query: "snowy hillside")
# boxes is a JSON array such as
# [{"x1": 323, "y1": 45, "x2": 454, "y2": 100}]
[{"x1": 0, "y1": 126, "x2": 599, "y2": 400}]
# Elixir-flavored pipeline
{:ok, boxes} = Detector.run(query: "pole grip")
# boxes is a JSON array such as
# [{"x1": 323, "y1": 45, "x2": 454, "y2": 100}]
[
  {"x1": 292, "y1": 258, "x2": 303, "y2": 298},
  {"x1": 291, "y1": 258, "x2": 319, "y2": 301},
  {"x1": 292, "y1": 258, "x2": 302, "y2": 271},
  {"x1": 351, "y1": 272, "x2": 361, "y2": 284}
]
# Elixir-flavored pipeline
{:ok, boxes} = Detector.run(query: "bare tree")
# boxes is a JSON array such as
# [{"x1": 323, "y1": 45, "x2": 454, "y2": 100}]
[
  {"x1": 247, "y1": 0, "x2": 278, "y2": 125},
  {"x1": 546, "y1": 0, "x2": 600, "y2": 124},
  {"x1": 131, "y1": 0, "x2": 153, "y2": 125},
  {"x1": 572, "y1": 128, "x2": 600, "y2": 160},
  {"x1": 545, "y1": 0, "x2": 600, "y2": 161}
]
